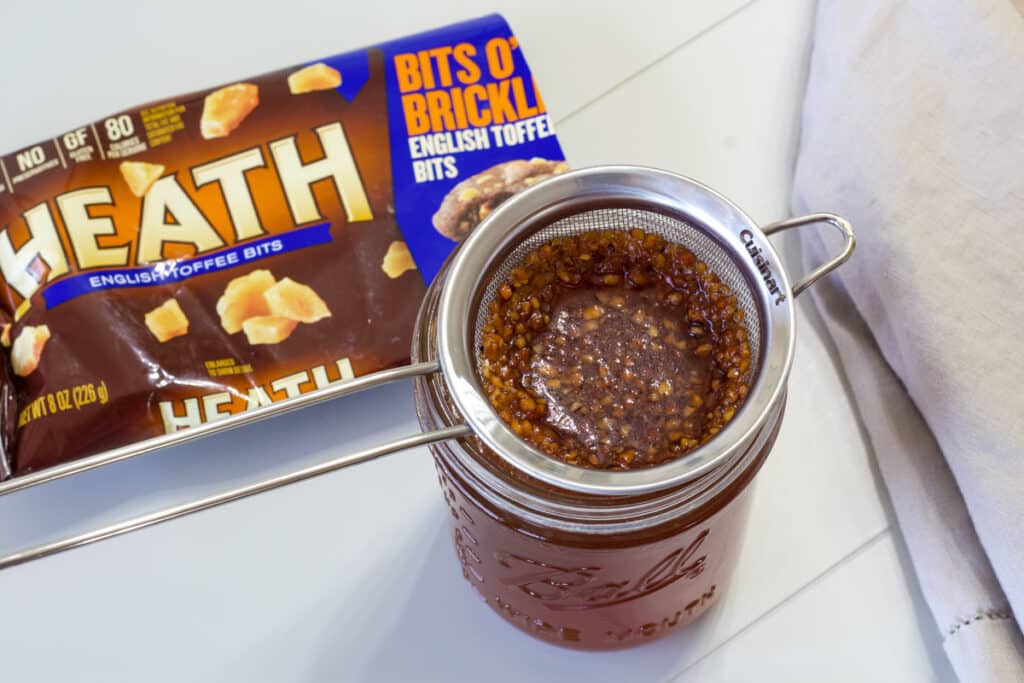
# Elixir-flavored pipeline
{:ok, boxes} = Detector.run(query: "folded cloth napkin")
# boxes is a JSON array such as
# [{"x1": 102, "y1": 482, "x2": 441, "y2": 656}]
[{"x1": 792, "y1": 1, "x2": 1024, "y2": 679}]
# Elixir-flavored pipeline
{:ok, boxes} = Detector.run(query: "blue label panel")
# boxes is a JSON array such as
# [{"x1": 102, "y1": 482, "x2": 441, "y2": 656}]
[
  {"x1": 42, "y1": 223, "x2": 332, "y2": 308},
  {"x1": 378, "y1": 14, "x2": 567, "y2": 283}
]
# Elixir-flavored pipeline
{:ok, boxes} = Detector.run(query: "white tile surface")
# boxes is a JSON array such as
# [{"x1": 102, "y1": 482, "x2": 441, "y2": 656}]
[
  {"x1": 674, "y1": 532, "x2": 958, "y2": 683},
  {"x1": 557, "y1": 0, "x2": 811, "y2": 222},
  {"x1": 0, "y1": 0, "x2": 749, "y2": 153},
  {"x1": 0, "y1": 0, "x2": 952, "y2": 680}
]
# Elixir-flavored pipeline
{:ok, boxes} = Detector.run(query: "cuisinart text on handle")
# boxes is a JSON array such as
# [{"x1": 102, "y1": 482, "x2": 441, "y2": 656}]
[{"x1": 740, "y1": 230, "x2": 786, "y2": 305}]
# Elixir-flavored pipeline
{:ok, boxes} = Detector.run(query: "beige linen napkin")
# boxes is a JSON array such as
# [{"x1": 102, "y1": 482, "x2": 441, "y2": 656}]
[{"x1": 792, "y1": 1, "x2": 1024, "y2": 679}]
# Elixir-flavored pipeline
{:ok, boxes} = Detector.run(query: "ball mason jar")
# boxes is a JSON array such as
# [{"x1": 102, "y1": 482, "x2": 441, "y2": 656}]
[
  {"x1": 409, "y1": 166, "x2": 851, "y2": 650},
  {"x1": 413, "y1": 264, "x2": 784, "y2": 650}
]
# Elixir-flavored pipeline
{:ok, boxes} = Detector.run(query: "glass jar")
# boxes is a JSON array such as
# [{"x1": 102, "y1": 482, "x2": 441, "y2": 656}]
[{"x1": 412, "y1": 264, "x2": 785, "y2": 651}]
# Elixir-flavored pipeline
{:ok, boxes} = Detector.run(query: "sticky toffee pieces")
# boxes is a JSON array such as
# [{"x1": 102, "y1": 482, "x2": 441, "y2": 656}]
[{"x1": 480, "y1": 228, "x2": 752, "y2": 470}]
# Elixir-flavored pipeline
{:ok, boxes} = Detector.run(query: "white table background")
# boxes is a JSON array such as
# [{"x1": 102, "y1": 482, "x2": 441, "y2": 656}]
[{"x1": 0, "y1": 2, "x2": 958, "y2": 681}]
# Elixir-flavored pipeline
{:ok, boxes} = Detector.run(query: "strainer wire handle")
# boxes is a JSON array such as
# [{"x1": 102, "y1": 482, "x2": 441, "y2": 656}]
[
  {"x1": 762, "y1": 213, "x2": 855, "y2": 297},
  {"x1": 1, "y1": 211, "x2": 855, "y2": 569},
  {"x1": 0, "y1": 361, "x2": 470, "y2": 570}
]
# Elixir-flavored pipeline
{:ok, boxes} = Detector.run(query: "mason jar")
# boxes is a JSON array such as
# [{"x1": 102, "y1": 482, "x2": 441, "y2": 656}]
[
  {"x1": 407, "y1": 166, "x2": 852, "y2": 650},
  {"x1": 413, "y1": 258, "x2": 784, "y2": 650}
]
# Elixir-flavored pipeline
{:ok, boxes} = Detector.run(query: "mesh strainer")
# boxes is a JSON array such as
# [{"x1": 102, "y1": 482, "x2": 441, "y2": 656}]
[
  {"x1": 434, "y1": 165, "x2": 852, "y2": 495},
  {"x1": 0, "y1": 165, "x2": 854, "y2": 568}
]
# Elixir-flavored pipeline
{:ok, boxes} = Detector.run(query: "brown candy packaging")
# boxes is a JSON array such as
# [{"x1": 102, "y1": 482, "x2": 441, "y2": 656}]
[{"x1": 0, "y1": 14, "x2": 565, "y2": 477}]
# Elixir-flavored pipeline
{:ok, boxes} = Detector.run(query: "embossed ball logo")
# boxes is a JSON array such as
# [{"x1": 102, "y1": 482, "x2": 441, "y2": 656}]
[{"x1": 493, "y1": 530, "x2": 709, "y2": 611}]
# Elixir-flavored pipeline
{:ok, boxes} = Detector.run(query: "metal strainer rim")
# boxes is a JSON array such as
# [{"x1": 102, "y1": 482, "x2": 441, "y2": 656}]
[{"x1": 435, "y1": 165, "x2": 796, "y2": 496}]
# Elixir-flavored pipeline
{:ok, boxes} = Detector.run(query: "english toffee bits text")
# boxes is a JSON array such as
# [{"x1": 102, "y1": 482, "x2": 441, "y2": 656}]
[{"x1": 480, "y1": 229, "x2": 752, "y2": 469}]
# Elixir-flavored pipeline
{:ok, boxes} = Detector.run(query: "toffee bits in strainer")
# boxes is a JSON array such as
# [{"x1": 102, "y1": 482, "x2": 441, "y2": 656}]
[{"x1": 480, "y1": 227, "x2": 753, "y2": 470}]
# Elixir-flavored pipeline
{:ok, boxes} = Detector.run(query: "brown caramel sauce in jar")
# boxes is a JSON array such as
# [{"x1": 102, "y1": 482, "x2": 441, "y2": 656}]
[{"x1": 413, "y1": 228, "x2": 780, "y2": 651}]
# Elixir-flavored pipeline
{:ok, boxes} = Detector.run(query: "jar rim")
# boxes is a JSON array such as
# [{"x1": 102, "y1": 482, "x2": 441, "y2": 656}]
[{"x1": 427, "y1": 398, "x2": 782, "y2": 535}]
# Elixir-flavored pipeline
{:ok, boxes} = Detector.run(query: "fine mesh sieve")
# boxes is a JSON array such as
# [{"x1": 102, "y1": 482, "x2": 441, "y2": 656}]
[
  {"x1": 0, "y1": 165, "x2": 854, "y2": 569},
  {"x1": 435, "y1": 165, "x2": 853, "y2": 495}
]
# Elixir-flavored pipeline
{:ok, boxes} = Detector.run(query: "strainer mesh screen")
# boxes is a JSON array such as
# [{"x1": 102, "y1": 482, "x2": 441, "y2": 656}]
[{"x1": 473, "y1": 207, "x2": 762, "y2": 380}]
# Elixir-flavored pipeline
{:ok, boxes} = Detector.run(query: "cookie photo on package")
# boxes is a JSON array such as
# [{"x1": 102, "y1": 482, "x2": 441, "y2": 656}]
[{"x1": 0, "y1": 14, "x2": 566, "y2": 478}]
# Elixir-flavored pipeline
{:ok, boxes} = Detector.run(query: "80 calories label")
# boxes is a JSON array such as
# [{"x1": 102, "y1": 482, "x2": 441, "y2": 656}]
[
  {"x1": 394, "y1": 35, "x2": 555, "y2": 183},
  {"x1": 95, "y1": 111, "x2": 148, "y2": 159}
]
